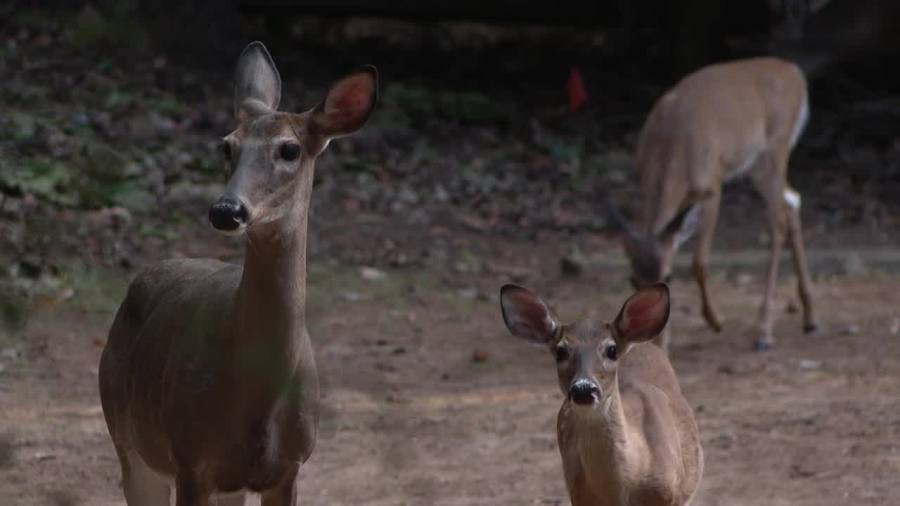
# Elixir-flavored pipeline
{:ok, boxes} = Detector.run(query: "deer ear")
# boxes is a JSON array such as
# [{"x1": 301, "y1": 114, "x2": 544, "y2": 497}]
[
  {"x1": 311, "y1": 65, "x2": 378, "y2": 139},
  {"x1": 500, "y1": 285, "x2": 560, "y2": 345},
  {"x1": 614, "y1": 283, "x2": 670, "y2": 343},
  {"x1": 234, "y1": 41, "x2": 281, "y2": 116}
]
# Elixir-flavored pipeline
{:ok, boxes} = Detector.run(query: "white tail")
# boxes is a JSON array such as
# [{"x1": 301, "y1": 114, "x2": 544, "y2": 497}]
[
  {"x1": 611, "y1": 57, "x2": 817, "y2": 351},
  {"x1": 500, "y1": 284, "x2": 704, "y2": 505},
  {"x1": 98, "y1": 42, "x2": 377, "y2": 505}
]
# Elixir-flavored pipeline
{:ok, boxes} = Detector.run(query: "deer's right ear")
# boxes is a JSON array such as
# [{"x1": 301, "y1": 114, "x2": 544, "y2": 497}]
[
  {"x1": 500, "y1": 285, "x2": 559, "y2": 344},
  {"x1": 234, "y1": 41, "x2": 282, "y2": 117}
]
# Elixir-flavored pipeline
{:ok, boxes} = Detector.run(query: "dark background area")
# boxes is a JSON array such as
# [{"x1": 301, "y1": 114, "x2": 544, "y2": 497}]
[
  {"x1": 1, "y1": 0, "x2": 899, "y2": 370},
  {"x1": 1, "y1": 0, "x2": 898, "y2": 280}
]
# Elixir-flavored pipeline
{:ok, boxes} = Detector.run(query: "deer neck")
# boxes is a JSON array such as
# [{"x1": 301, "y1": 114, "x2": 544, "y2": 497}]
[
  {"x1": 231, "y1": 166, "x2": 314, "y2": 394},
  {"x1": 574, "y1": 376, "x2": 634, "y2": 500}
]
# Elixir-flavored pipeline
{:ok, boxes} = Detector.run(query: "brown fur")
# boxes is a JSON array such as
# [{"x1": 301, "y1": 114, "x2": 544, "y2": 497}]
[
  {"x1": 501, "y1": 285, "x2": 704, "y2": 506},
  {"x1": 556, "y1": 327, "x2": 703, "y2": 506},
  {"x1": 99, "y1": 42, "x2": 377, "y2": 505},
  {"x1": 622, "y1": 57, "x2": 817, "y2": 350}
]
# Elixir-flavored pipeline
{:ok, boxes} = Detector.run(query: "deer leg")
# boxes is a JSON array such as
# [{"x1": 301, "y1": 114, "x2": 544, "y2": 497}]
[
  {"x1": 784, "y1": 186, "x2": 817, "y2": 334},
  {"x1": 752, "y1": 154, "x2": 789, "y2": 351},
  {"x1": 175, "y1": 471, "x2": 210, "y2": 506},
  {"x1": 215, "y1": 492, "x2": 248, "y2": 506},
  {"x1": 757, "y1": 205, "x2": 786, "y2": 350},
  {"x1": 693, "y1": 190, "x2": 723, "y2": 333},
  {"x1": 261, "y1": 465, "x2": 299, "y2": 506},
  {"x1": 121, "y1": 450, "x2": 171, "y2": 506}
]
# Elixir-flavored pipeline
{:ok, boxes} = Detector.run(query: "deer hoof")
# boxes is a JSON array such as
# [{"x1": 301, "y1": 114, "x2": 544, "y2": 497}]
[
  {"x1": 753, "y1": 336, "x2": 775, "y2": 352},
  {"x1": 702, "y1": 307, "x2": 724, "y2": 333}
]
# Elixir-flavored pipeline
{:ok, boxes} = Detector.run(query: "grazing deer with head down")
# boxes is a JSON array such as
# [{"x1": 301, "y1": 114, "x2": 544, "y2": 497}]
[
  {"x1": 500, "y1": 283, "x2": 703, "y2": 506},
  {"x1": 609, "y1": 57, "x2": 817, "y2": 352},
  {"x1": 99, "y1": 42, "x2": 377, "y2": 505}
]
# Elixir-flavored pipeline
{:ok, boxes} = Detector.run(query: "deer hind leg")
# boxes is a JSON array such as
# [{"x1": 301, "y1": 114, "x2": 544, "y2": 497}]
[
  {"x1": 175, "y1": 470, "x2": 211, "y2": 506},
  {"x1": 784, "y1": 186, "x2": 817, "y2": 334},
  {"x1": 122, "y1": 450, "x2": 172, "y2": 506},
  {"x1": 213, "y1": 492, "x2": 248, "y2": 506},
  {"x1": 751, "y1": 152, "x2": 790, "y2": 351},
  {"x1": 691, "y1": 189, "x2": 723, "y2": 333},
  {"x1": 261, "y1": 464, "x2": 299, "y2": 506}
]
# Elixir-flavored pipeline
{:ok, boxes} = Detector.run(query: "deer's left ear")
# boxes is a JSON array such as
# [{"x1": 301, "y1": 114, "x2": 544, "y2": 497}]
[
  {"x1": 614, "y1": 283, "x2": 670, "y2": 343},
  {"x1": 311, "y1": 66, "x2": 378, "y2": 139}
]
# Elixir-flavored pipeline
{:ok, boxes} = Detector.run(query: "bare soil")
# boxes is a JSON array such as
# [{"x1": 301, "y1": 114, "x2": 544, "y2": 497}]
[{"x1": 2, "y1": 230, "x2": 899, "y2": 506}]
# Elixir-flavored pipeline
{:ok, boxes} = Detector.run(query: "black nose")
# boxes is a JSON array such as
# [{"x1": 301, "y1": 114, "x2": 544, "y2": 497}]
[
  {"x1": 209, "y1": 198, "x2": 248, "y2": 231},
  {"x1": 569, "y1": 380, "x2": 600, "y2": 405}
]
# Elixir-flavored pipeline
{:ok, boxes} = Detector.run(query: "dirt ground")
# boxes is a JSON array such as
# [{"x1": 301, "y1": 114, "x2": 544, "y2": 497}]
[{"x1": 2, "y1": 227, "x2": 900, "y2": 505}]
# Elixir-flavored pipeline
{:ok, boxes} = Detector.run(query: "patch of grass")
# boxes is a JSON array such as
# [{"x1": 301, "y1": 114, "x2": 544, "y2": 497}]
[
  {"x1": 380, "y1": 84, "x2": 511, "y2": 127},
  {"x1": 0, "y1": 289, "x2": 30, "y2": 337},
  {"x1": 151, "y1": 96, "x2": 187, "y2": 118},
  {"x1": 107, "y1": 180, "x2": 155, "y2": 212},
  {"x1": 73, "y1": 143, "x2": 153, "y2": 211},
  {"x1": 62, "y1": 262, "x2": 128, "y2": 314},
  {"x1": 138, "y1": 223, "x2": 178, "y2": 240},
  {"x1": 0, "y1": 138, "x2": 153, "y2": 212},
  {"x1": 68, "y1": 4, "x2": 148, "y2": 51},
  {"x1": 0, "y1": 158, "x2": 77, "y2": 207},
  {"x1": 185, "y1": 154, "x2": 222, "y2": 180},
  {"x1": 459, "y1": 249, "x2": 479, "y2": 270},
  {"x1": 104, "y1": 89, "x2": 136, "y2": 112}
]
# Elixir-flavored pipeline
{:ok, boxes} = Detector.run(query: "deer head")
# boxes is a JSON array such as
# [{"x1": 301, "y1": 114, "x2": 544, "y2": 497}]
[
  {"x1": 607, "y1": 205, "x2": 699, "y2": 289},
  {"x1": 500, "y1": 284, "x2": 670, "y2": 407},
  {"x1": 209, "y1": 42, "x2": 378, "y2": 238}
]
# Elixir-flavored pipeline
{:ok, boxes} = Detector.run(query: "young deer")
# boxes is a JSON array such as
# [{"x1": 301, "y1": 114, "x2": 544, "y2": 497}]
[
  {"x1": 98, "y1": 42, "x2": 377, "y2": 505},
  {"x1": 500, "y1": 284, "x2": 703, "y2": 506},
  {"x1": 609, "y1": 57, "x2": 817, "y2": 352}
]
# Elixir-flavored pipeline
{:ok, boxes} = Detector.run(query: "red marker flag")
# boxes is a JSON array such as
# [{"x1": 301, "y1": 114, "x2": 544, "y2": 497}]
[{"x1": 566, "y1": 67, "x2": 588, "y2": 112}]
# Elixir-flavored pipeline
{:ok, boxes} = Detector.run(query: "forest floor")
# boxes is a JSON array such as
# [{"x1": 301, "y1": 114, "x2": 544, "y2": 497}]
[{"x1": 2, "y1": 236, "x2": 900, "y2": 505}]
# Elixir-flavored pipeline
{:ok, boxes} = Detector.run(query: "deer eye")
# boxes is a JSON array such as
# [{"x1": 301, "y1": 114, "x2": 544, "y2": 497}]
[
  {"x1": 604, "y1": 344, "x2": 618, "y2": 361},
  {"x1": 279, "y1": 142, "x2": 301, "y2": 162},
  {"x1": 221, "y1": 140, "x2": 232, "y2": 161},
  {"x1": 554, "y1": 345, "x2": 569, "y2": 363}
]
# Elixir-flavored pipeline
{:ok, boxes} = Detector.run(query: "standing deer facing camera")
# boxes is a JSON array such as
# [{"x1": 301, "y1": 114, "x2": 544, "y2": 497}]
[
  {"x1": 99, "y1": 42, "x2": 377, "y2": 505},
  {"x1": 501, "y1": 284, "x2": 703, "y2": 506},
  {"x1": 609, "y1": 57, "x2": 817, "y2": 351}
]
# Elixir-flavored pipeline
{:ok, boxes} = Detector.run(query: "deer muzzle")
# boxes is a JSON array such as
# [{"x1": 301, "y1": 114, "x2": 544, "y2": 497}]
[
  {"x1": 209, "y1": 196, "x2": 249, "y2": 233},
  {"x1": 568, "y1": 379, "x2": 600, "y2": 406}
]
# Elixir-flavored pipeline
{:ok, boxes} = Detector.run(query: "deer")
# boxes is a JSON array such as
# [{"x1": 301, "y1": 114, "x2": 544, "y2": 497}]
[
  {"x1": 98, "y1": 42, "x2": 377, "y2": 505},
  {"x1": 500, "y1": 283, "x2": 703, "y2": 506},
  {"x1": 608, "y1": 57, "x2": 817, "y2": 352}
]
